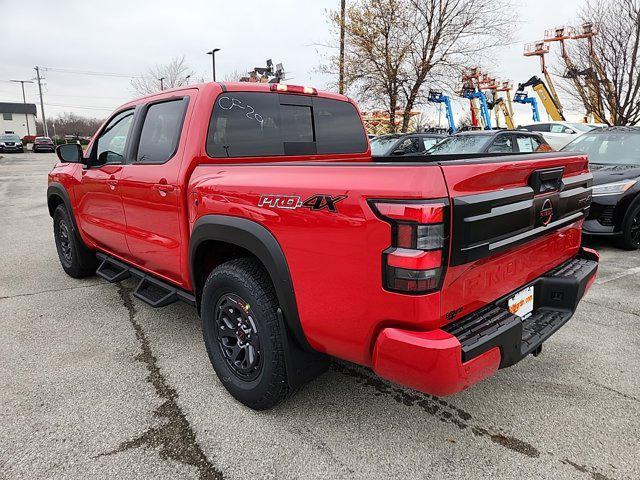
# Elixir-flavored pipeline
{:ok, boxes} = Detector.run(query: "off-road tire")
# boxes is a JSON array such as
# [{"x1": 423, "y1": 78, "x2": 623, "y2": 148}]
[
  {"x1": 201, "y1": 258, "x2": 289, "y2": 410},
  {"x1": 53, "y1": 204, "x2": 97, "y2": 278}
]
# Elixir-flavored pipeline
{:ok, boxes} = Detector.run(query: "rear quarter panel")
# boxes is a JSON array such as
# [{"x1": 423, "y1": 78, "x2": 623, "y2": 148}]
[{"x1": 189, "y1": 163, "x2": 448, "y2": 365}]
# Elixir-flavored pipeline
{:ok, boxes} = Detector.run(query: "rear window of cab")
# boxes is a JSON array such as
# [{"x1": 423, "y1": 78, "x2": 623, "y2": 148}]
[{"x1": 206, "y1": 92, "x2": 368, "y2": 158}]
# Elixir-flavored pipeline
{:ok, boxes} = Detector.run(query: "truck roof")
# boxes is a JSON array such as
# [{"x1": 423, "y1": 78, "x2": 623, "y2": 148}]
[{"x1": 117, "y1": 82, "x2": 351, "y2": 111}]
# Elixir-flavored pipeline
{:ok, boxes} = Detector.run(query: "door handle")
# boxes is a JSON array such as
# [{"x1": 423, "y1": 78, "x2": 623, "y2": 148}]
[{"x1": 153, "y1": 183, "x2": 175, "y2": 196}]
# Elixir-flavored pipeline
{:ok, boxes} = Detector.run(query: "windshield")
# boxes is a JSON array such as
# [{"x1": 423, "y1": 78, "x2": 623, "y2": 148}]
[
  {"x1": 562, "y1": 132, "x2": 640, "y2": 166},
  {"x1": 0, "y1": 134, "x2": 20, "y2": 142},
  {"x1": 370, "y1": 135, "x2": 401, "y2": 156},
  {"x1": 426, "y1": 134, "x2": 491, "y2": 154}
]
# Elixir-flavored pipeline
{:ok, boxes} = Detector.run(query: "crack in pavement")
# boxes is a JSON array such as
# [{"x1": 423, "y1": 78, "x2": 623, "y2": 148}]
[
  {"x1": 0, "y1": 282, "x2": 106, "y2": 300},
  {"x1": 587, "y1": 380, "x2": 640, "y2": 404},
  {"x1": 332, "y1": 362, "x2": 618, "y2": 479},
  {"x1": 562, "y1": 459, "x2": 614, "y2": 480},
  {"x1": 99, "y1": 283, "x2": 223, "y2": 480}
]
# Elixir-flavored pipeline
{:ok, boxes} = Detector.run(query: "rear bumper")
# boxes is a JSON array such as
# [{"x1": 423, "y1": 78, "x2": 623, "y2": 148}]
[{"x1": 372, "y1": 247, "x2": 599, "y2": 397}]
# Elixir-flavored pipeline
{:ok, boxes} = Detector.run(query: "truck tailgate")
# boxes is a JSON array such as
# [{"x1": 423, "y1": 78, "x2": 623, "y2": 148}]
[{"x1": 438, "y1": 152, "x2": 592, "y2": 324}]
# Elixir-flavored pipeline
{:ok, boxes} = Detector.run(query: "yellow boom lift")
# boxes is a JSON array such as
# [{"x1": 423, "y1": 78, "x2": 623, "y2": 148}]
[
  {"x1": 544, "y1": 26, "x2": 605, "y2": 123},
  {"x1": 572, "y1": 22, "x2": 613, "y2": 123},
  {"x1": 480, "y1": 75, "x2": 515, "y2": 129},
  {"x1": 516, "y1": 76, "x2": 565, "y2": 121},
  {"x1": 491, "y1": 78, "x2": 516, "y2": 129},
  {"x1": 523, "y1": 40, "x2": 564, "y2": 115}
]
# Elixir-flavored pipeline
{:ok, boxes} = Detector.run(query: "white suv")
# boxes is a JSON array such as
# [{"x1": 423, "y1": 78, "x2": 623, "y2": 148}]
[{"x1": 519, "y1": 122, "x2": 604, "y2": 150}]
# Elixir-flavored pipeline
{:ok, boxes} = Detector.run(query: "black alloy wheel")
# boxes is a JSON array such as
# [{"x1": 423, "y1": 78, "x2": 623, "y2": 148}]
[{"x1": 214, "y1": 293, "x2": 262, "y2": 381}]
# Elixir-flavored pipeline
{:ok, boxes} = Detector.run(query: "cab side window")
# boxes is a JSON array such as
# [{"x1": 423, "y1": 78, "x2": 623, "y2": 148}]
[
  {"x1": 136, "y1": 98, "x2": 189, "y2": 163},
  {"x1": 398, "y1": 137, "x2": 421, "y2": 154},
  {"x1": 487, "y1": 135, "x2": 513, "y2": 153},
  {"x1": 530, "y1": 123, "x2": 550, "y2": 132},
  {"x1": 550, "y1": 124, "x2": 569, "y2": 133},
  {"x1": 515, "y1": 135, "x2": 535, "y2": 152},
  {"x1": 94, "y1": 109, "x2": 134, "y2": 165}
]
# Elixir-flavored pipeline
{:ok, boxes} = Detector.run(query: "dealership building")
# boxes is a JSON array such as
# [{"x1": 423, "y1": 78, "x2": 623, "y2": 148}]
[{"x1": 0, "y1": 102, "x2": 38, "y2": 137}]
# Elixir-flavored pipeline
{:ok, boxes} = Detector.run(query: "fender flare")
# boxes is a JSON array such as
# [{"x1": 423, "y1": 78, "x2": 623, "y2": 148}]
[
  {"x1": 189, "y1": 215, "x2": 313, "y2": 351},
  {"x1": 47, "y1": 182, "x2": 80, "y2": 234}
]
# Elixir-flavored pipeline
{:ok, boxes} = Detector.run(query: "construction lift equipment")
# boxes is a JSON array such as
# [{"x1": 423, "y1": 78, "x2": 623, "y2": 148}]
[
  {"x1": 513, "y1": 86, "x2": 541, "y2": 122},
  {"x1": 491, "y1": 97, "x2": 515, "y2": 129},
  {"x1": 516, "y1": 76, "x2": 564, "y2": 121},
  {"x1": 427, "y1": 90, "x2": 457, "y2": 134},
  {"x1": 544, "y1": 26, "x2": 604, "y2": 123},
  {"x1": 572, "y1": 22, "x2": 611, "y2": 124},
  {"x1": 461, "y1": 67, "x2": 482, "y2": 128},
  {"x1": 523, "y1": 40, "x2": 564, "y2": 116},
  {"x1": 496, "y1": 80, "x2": 515, "y2": 117},
  {"x1": 461, "y1": 85, "x2": 492, "y2": 130}
]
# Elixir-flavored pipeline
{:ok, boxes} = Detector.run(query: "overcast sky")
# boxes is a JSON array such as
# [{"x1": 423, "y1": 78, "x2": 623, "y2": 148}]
[{"x1": 1, "y1": 0, "x2": 585, "y2": 127}]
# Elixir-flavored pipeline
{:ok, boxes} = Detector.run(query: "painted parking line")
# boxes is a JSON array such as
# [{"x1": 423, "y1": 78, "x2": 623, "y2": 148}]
[{"x1": 596, "y1": 265, "x2": 640, "y2": 285}]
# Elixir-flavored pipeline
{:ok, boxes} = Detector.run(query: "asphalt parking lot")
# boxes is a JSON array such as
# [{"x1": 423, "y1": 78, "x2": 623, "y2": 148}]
[{"x1": 1, "y1": 151, "x2": 639, "y2": 480}]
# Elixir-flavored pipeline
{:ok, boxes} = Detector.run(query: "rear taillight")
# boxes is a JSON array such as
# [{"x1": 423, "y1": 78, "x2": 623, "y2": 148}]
[{"x1": 371, "y1": 200, "x2": 449, "y2": 294}]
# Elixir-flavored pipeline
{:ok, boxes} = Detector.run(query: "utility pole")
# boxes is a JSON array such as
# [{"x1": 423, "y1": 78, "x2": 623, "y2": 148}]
[
  {"x1": 207, "y1": 48, "x2": 221, "y2": 81},
  {"x1": 339, "y1": 0, "x2": 346, "y2": 94},
  {"x1": 34, "y1": 66, "x2": 48, "y2": 137},
  {"x1": 159, "y1": 77, "x2": 165, "y2": 90},
  {"x1": 10, "y1": 79, "x2": 34, "y2": 137}
]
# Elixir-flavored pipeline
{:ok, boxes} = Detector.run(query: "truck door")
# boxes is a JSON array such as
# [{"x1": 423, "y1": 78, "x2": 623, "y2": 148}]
[
  {"x1": 119, "y1": 95, "x2": 191, "y2": 287},
  {"x1": 75, "y1": 109, "x2": 134, "y2": 257}
]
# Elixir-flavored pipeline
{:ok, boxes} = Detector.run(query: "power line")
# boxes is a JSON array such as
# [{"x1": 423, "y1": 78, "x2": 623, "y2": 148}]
[
  {"x1": 44, "y1": 102, "x2": 116, "y2": 111},
  {"x1": 41, "y1": 66, "x2": 149, "y2": 79}
]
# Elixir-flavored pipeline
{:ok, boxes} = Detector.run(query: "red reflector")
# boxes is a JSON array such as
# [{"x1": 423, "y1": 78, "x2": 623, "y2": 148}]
[
  {"x1": 270, "y1": 83, "x2": 318, "y2": 95},
  {"x1": 386, "y1": 248, "x2": 442, "y2": 270},
  {"x1": 396, "y1": 224, "x2": 413, "y2": 248},
  {"x1": 375, "y1": 203, "x2": 444, "y2": 223}
]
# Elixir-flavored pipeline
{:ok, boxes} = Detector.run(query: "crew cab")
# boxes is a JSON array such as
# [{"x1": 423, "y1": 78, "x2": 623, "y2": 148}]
[{"x1": 47, "y1": 82, "x2": 598, "y2": 410}]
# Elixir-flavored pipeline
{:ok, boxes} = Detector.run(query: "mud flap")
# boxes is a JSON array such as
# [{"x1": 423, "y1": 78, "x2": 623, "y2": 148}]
[{"x1": 277, "y1": 308, "x2": 330, "y2": 394}]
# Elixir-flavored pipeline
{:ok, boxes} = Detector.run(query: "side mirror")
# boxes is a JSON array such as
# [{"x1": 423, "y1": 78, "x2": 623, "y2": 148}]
[
  {"x1": 566, "y1": 129, "x2": 576, "y2": 135},
  {"x1": 56, "y1": 143, "x2": 84, "y2": 164}
]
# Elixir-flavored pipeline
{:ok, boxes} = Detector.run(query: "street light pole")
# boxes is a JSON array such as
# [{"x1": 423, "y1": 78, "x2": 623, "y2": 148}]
[
  {"x1": 159, "y1": 77, "x2": 165, "y2": 90},
  {"x1": 207, "y1": 48, "x2": 221, "y2": 81},
  {"x1": 10, "y1": 79, "x2": 34, "y2": 137}
]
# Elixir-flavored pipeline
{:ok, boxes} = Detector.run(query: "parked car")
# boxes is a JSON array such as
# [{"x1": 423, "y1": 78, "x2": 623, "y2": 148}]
[
  {"x1": 0, "y1": 134, "x2": 24, "y2": 153},
  {"x1": 562, "y1": 126, "x2": 640, "y2": 249},
  {"x1": 33, "y1": 136, "x2": 55, "y2": 153},
  {"x1": 519, "y1": 121, "x2": 604, "y2": 150},
  {"x1": 48, "y1": 82, "x2": 597, "y2": 410},
  {"x1": 425, "y1": 129, "x2": 551, "y2": 156},
  {"x1": 370, "y1": 132, "x2": 446, "y2": 156}
]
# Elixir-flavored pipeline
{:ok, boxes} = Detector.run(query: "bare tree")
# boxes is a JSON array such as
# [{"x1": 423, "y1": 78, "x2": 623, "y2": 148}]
[
  {"x1": 130, "y1": 56, "x2": 195, "y2": 95},
  {"x1": 37, "y1": 112, "x2": 104, "y2": 138},
  {"x1": 325, "y1": 0, "x2": 411, "y2": 131},
  {"x1": 323, "y1": 0, "x2": 514, "y2": 132},
  {"x1": 562, "y1": 0, "x2": 640, "y2": 125},
  {"x1": 221, "y1": 68, "x2": 251, "y2": 82}
]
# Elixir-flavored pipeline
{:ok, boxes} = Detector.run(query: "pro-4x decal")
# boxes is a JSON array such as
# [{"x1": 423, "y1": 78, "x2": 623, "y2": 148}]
[{"x1": 258, "y1": 194, "x2": 347, "y2": 213}]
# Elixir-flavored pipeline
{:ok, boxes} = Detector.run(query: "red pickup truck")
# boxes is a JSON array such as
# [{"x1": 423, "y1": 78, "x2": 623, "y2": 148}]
[{"x1": 48, "y1": 82, "x2": 598, "y2": 410}]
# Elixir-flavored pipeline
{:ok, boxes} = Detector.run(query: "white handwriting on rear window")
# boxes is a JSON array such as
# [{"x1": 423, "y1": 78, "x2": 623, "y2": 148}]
[{"x1": 217, "y1": 96, "x2": 264, "y2": 127}]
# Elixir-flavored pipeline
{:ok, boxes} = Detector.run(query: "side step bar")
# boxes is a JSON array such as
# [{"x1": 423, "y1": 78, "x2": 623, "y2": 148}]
[{"x1": 96, "y1": 252, "x2": 195, "y2": 308}]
